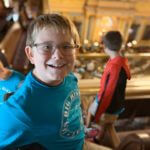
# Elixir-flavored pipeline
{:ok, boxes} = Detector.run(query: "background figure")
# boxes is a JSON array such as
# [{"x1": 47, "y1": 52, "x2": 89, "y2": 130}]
[
  {"x1": 86, "y1": 31, "x2": 131, "y2": 141},
  {"x1": 0, "y1": 51, "x2": 24, "y2": 103}
]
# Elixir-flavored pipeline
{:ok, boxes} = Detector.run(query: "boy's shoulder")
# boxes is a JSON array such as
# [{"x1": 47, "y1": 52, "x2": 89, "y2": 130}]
[
  {"x1": 108, "y1": 56, "x2": 127, "y2": 66},
  {"x1": 105, "y1": 57, "x2": 130, "y2": 74},
  {"x1": 105, "y1": 57, "x2": 124, "y2": 72},
  {"x1": 67, "y1": 72, "x2": 78, "y2": 82},
  {"x1": 105, "y1": 63, "x2": 120, "y2": 73},
  {"x1": 11, "y1": 70, "x2": 25, "y2": 80}
]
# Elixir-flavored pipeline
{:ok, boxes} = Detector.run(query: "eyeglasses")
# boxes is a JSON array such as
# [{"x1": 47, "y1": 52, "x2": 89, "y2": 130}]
[{"x1": 32, "y1": 42, "x2": 79, "y2": 56}]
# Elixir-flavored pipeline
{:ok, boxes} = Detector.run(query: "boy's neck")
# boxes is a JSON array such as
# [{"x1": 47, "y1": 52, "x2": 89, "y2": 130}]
[
  {"x1": 106, "y1": 48, "x2": 120, "y2": 59},
  {"x1": 109, "y1": 52, "x2": 120, "y2": 59},
  {"x1": 32, "y1": 70, "x2": 64, "y2": 86}
]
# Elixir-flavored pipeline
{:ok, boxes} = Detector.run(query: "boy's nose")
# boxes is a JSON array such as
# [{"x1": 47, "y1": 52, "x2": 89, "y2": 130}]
[{"x1": 51, "y1": 48, "x2": 63, "y2": 59}]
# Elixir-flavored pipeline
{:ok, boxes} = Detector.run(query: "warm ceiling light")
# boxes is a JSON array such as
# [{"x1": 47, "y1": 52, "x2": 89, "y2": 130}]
[
  {"x1": 94, "y1": 42, "x2": 99, "y2": 46},
  {"x1": 132, "y1": 40, "x2": 137, "y2": 45},
  {"x1": 84, "y1": 39, "x2": 89, "y2": 44},
  {"x1": 127, "y1": 42, "x2": 132, "y2": 47},
  {"x1": 1, "y1": 49, "x2": 5, "y2": 54},
  {"x1": 3, "y1": 0, "x2": 10, "y2": 8}
]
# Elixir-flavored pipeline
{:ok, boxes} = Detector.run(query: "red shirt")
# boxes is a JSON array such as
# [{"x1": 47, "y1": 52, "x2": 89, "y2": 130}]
[{"x1": 94, "y1": 56, "x2": 131, "y2": 122}]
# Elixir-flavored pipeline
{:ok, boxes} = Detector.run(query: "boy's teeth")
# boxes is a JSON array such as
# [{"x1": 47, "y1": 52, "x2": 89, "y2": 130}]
[{"x1": 49, "y1": 64, "x2": 63, "y2": 67}]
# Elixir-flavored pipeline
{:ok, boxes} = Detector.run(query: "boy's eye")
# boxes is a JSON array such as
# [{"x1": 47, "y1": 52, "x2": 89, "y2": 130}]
[
  {"x1": 62, "y1": 45, "x2": 74, "y2": 50},
  {"x1": 42, "y1": 45, "x2": 53, "y2": 51}
]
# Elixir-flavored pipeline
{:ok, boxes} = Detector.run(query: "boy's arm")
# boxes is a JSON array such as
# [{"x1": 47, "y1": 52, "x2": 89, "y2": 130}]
[
  {"x1": 94, "y1": 65, "x2": 120, "y2": 122},
  {"x1": 0, "y1": 101, "x2": 31, "y2": 149}
]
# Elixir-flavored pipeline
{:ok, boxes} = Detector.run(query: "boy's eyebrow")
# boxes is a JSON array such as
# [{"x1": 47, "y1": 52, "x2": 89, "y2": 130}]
[
  {"x1": 35, "y1": 41, "x2": 74, "y2": 45},
  {"x1": 33, "y1": 41, "x2": 53, "y2": 45},
  {"x1": 38, "y1": 41, "x2": 53, "y2": 44}
]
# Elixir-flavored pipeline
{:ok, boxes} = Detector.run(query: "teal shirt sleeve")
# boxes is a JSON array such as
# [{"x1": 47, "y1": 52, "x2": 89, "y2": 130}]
[
  {"x1": 0, "y1": 70, "x2": 25, "y2": 103},
  {"x1": 0, "y1": 101, "x2": 33, "y2": 149}
]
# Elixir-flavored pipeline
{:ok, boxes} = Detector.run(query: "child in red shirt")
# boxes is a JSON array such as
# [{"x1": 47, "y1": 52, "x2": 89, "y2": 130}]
[{"x1": 86, "y1": 31, "x2": 131, "y2": 130}]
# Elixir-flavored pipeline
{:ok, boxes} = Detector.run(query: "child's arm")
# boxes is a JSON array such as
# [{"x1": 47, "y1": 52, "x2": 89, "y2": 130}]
[
  {"x1": 86, "y1": 112, "x2": 92, "y2": 127},
  {"x1": 0, "y1": 97, "x2": 32, "y2": 148},
  {"x1": 86, "y1": 96, "x2": 98, "y2": 127}
]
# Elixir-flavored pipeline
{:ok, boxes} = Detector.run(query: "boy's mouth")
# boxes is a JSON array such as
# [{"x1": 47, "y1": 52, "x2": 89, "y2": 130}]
[{"x1": 48, "y1": 64, "x2": 65, "y2": 69}]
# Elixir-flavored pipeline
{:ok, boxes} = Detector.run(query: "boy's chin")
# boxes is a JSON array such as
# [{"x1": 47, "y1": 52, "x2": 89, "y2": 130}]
[
  {"x1": 48, "y1": 74, "x2": 66, "y2": 81},
  {"x1": 43, "y1": 71, "x2": 70, "y2": 85},
  {"x1": 50, "y1": 71, "x2": 69, "y2": 78},
  {"x1": 46, "y1": 76, "x2": 64, "y2": 86},
  {"x1": 52, "y1": 75, "x2": 66, "y2": 81}
]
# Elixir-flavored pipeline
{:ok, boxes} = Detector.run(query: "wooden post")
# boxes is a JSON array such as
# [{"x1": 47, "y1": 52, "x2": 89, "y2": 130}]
[{"x1": 99, "y1": 113, "x2": 120, "y2": 148}]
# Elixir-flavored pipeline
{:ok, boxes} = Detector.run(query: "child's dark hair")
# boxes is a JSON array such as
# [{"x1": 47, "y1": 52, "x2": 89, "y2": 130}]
[{"x1": 103, "y1": 31, "x2": 123, "y2": 51}]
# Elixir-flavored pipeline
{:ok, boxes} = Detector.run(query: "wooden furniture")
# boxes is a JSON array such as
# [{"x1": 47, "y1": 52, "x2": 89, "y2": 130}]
[{"x1": 99, "y1": 113, "x2": 120, "y2": 148}]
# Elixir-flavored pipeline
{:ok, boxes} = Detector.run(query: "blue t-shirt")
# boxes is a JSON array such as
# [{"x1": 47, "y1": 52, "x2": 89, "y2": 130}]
[
  {"x1": 0, "y1": 72, "x2": 84, "y2": 150},
  {"x1": 0, "y1": 70, "x2": 24, "y2": 104}
]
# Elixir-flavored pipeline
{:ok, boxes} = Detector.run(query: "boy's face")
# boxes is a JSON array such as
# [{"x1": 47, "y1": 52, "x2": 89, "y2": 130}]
[{"x1": 25, "y1": 27, "x2": 77, "y2": 86}]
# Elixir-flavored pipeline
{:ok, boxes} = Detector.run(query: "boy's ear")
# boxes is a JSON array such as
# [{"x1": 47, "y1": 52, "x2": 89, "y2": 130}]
[{"x1": 25, "y1": 46, "x2": 34, "y2": 64}]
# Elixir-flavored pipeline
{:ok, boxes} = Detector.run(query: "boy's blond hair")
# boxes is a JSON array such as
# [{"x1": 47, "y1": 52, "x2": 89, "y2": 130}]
[{"x1": 26, "y1": 13, "x2": 80, "y2": 47}]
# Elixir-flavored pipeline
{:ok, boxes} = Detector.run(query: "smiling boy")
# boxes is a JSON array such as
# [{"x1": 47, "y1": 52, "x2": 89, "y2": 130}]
[{"x1": 0, "y1": 14, "x2": 84, "y2": 150}]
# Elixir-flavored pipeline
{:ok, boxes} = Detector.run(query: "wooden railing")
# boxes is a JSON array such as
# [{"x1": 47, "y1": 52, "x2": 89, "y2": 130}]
[{"x1": 78, "y1": 76, "x2": 150, "y2": 100}]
